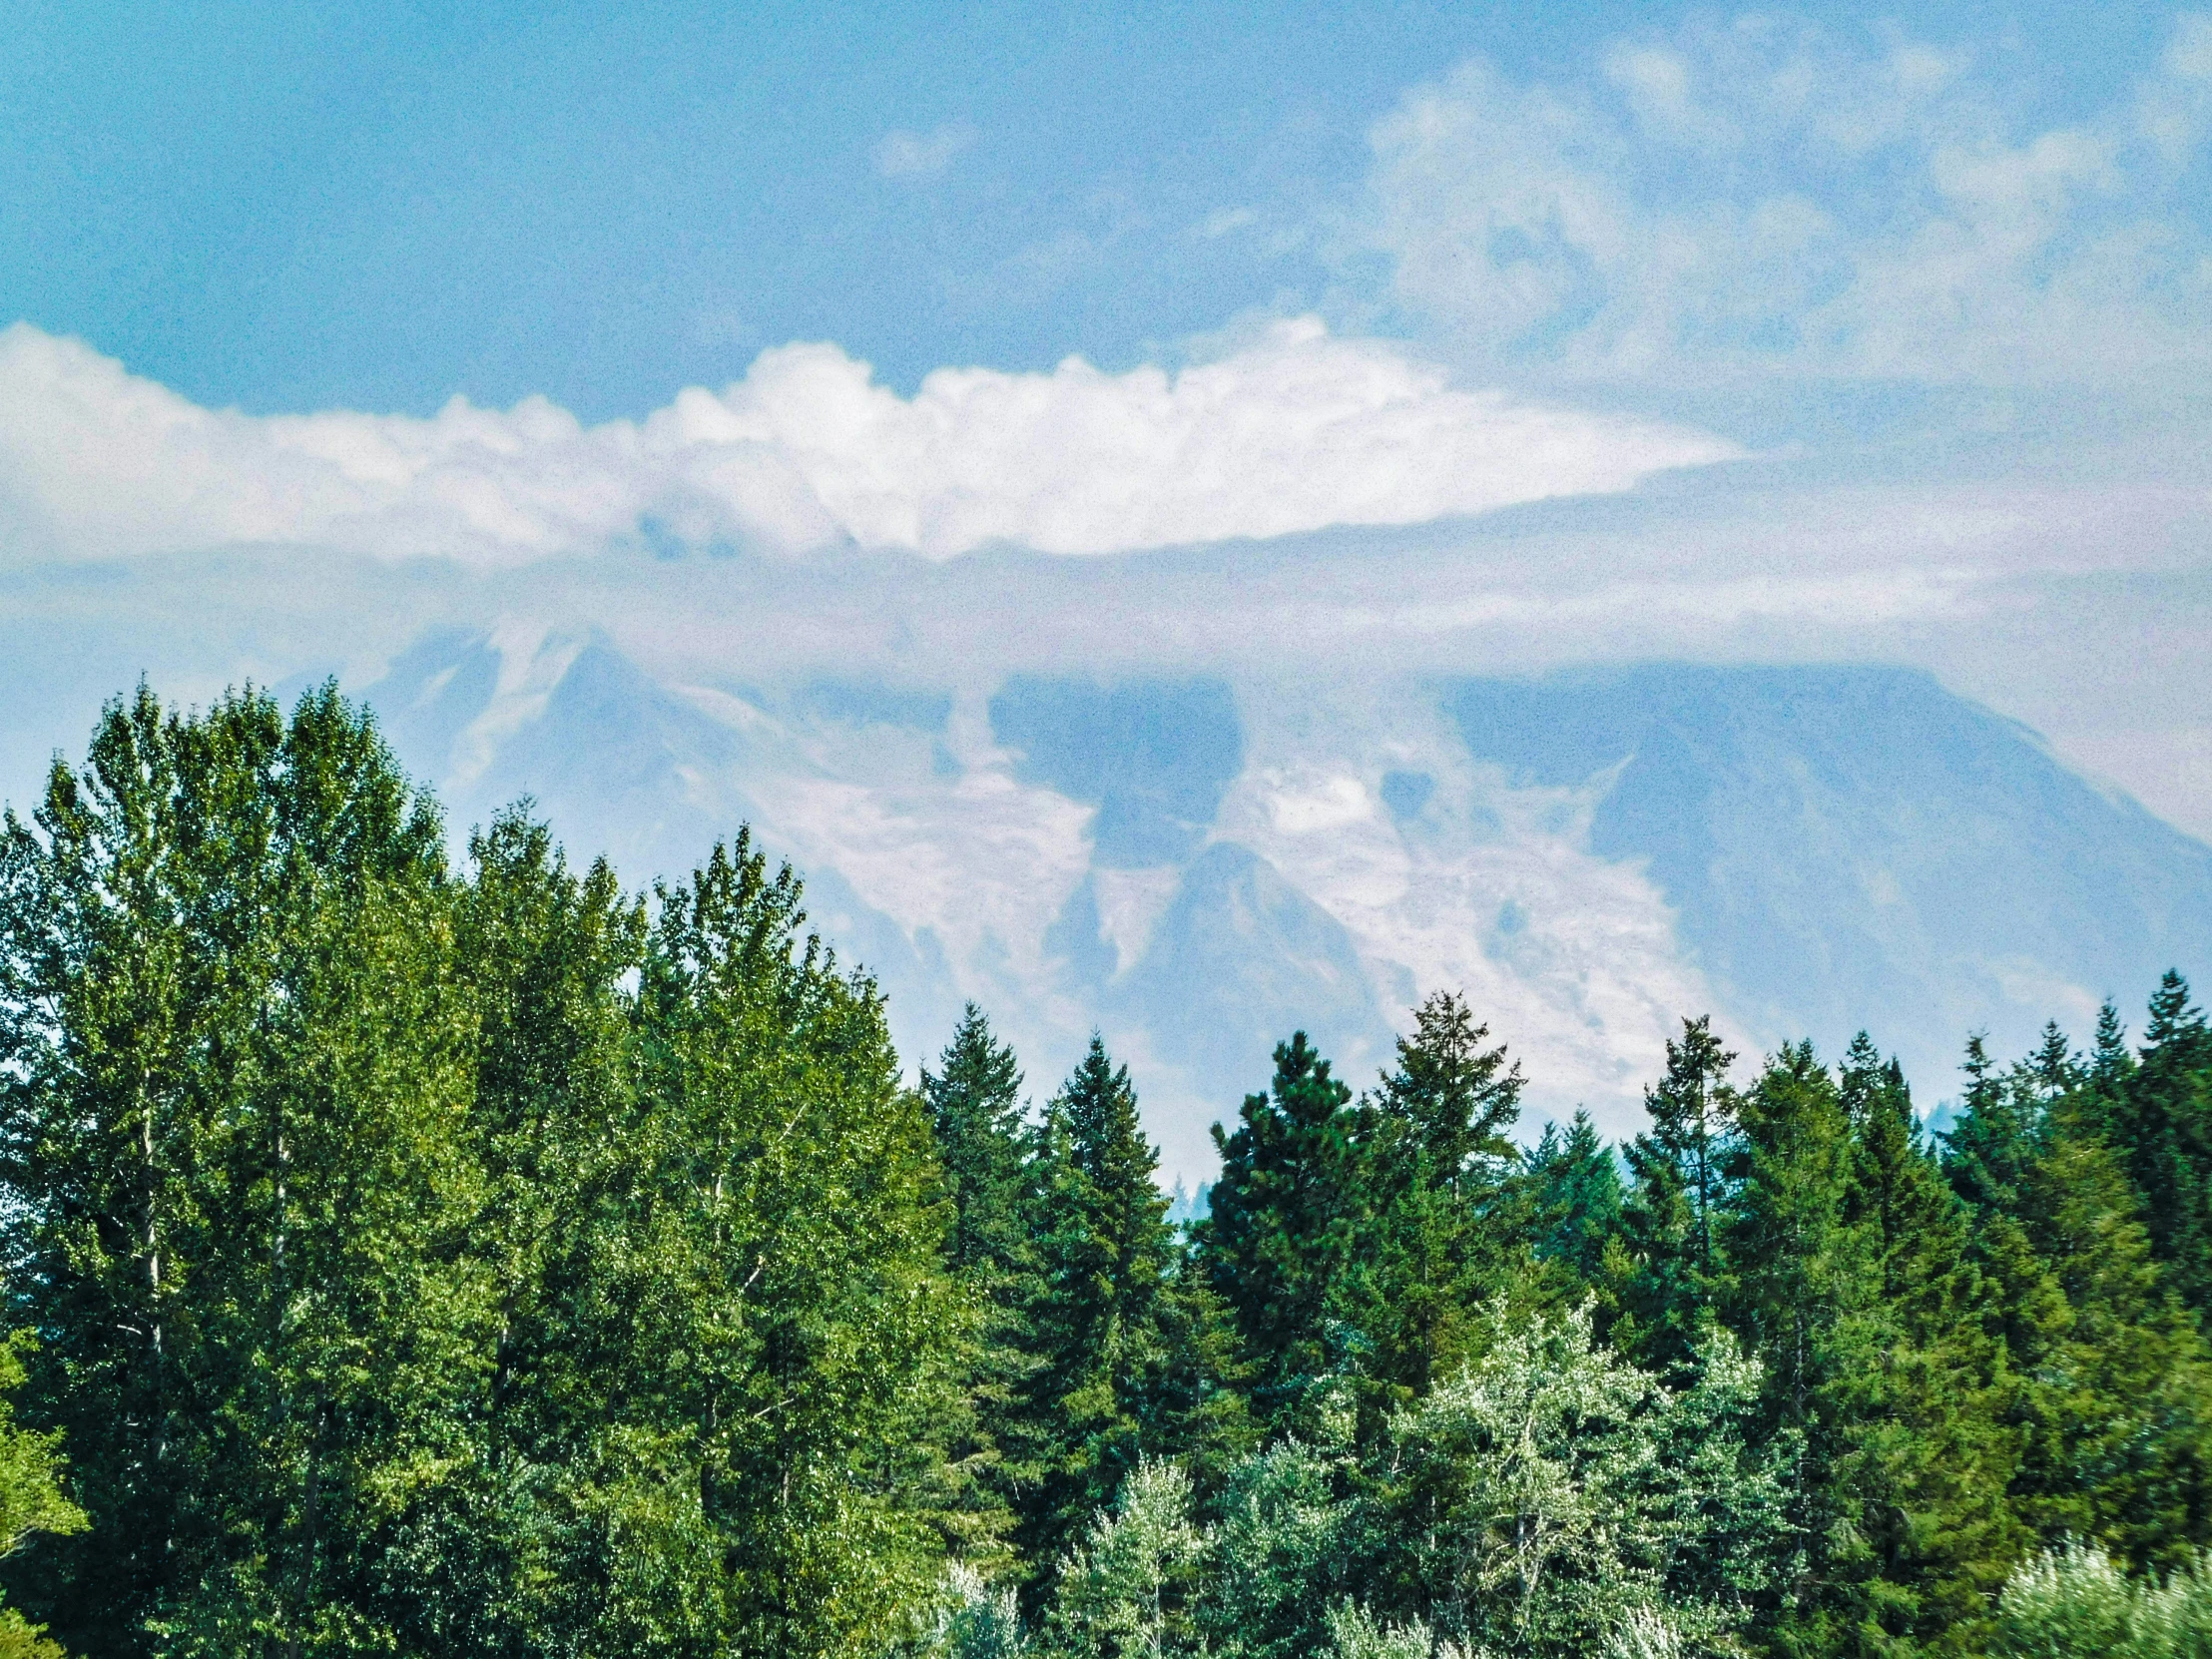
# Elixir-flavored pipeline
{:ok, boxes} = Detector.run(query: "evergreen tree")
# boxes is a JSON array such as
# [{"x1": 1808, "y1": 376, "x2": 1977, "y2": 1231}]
[
  {"x1": 2108, "y1": 973, "x2": 2212, "y2": 1312},
  {"x1": 1830, "y1": 1037, "x2": 2022, "y2": 1653},
  {"x1": 1720, "y1": 1039, "x2": 1854, "y2": 1631},
  {"x1": 1943, "y1": 1032, "x2": 2042, "y2": 1215},
  {"x1": 1524, "y1": 1112, "x2": 1623, "y2": 1292},
  {"x1": 1017, "y1": 1039, "x2": 1248, "y2": 1584},
  {"x1": 1200, "y1": 1033, "x2": 1365, "y2": 1430},
  {"x1": 922, "y1": 1006, "x2": 1043, "y2": 1566},
  {"x1": 927, "y1": 1006, "x2": 1034, "y2": 1283},
  {"x1": 1613, "y1": 1017, "x2": 1739, "y2": 1375},
  {"x1": 1354, "y1": 993, "x2": 1523, "y2": 1406},
  {"x1": 2002, "y1": 1124, "x2": 2212, "y2": 1569}
]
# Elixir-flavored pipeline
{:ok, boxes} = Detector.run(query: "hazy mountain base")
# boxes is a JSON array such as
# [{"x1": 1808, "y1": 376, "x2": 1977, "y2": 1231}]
[{"x1": 354, "y1": 633, "x2": 2212, "y2": 1178}]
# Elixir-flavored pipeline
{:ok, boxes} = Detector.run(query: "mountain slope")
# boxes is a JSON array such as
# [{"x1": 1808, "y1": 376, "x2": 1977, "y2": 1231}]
[{"x1": 353, "y1": 632, "x2": 2212, "y2": 1171}]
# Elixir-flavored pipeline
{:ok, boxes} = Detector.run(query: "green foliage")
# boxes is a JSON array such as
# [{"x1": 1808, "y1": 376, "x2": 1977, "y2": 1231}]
[
  {"x1": 0, "y1": 1333, "x2": 85, "y2": 1659},
  {"x1": 1525, "y1": 1111, "x2": 1622, "y2": 1292},
  {"x1": 1612, "y1": 1018, "x2": 1739, "y2": 1376},
  {"x1": 928, "y1": 1005, "x2": 1035, "y2": 1284},
  {"x1": 1993, "y1": 1541, "x2": 2212, "y2": 1659},
  {"x1": 0, "y1": 684, "x2": 492, "y2": 1654},
  {"x1": 1365, "y1": 1302, "x2": 1788, "y2": 1658},
  {"x1": 2107, "y1": 973, "x2": 2212, "y2": 1313},
  {"x1": 1201, "y1": 1033, "x2": 1365, "y2": 1430},
  {"x1": 0, "y1": 687, "x2": 967, "y2": 1657},
  {"x1": 1039, "y1": 1460, "x2": 1206, "y2": 1659},
  {"x1": 5, "y1": 679, "x2": 2212, "y2": 1659},
  {"x1": 1015, "y1": 1039, "x2": 1251, "y2": 1583},
  {"x1": 921, "y1": 1006, "x2": 1038, "y2": 1569},
  {"x1": 1352, "y1": 994, "x2": 1525, "y2": 1409}
]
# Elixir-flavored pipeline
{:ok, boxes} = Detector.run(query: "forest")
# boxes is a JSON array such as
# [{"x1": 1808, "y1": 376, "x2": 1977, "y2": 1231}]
[{"x1": 0, "y1": 685, "x2": 2207, "y2": 1659}]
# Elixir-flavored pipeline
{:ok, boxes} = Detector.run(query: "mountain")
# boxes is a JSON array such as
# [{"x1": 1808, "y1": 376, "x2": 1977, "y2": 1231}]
[
  {"x1": 1447, "y1": 665, "x2": 2212, "y2": 1089},
  {"x1": 358, "y1": 631, "x2": 2212, "y2": 1176}
]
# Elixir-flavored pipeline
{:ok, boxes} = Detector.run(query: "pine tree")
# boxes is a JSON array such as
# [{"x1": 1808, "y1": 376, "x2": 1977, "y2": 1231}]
[
  {"x1": 921, "y1": 1006, "x2": 1045, "y2": 1566},
  {"x1": 2003, "y1": 1123, "x2": 2212, "y2": 1570},
  {"x1": 1829, "y1": 1037, "x2": 2023, "y2": 1653},
  {"x1": 1942, "y1": 1032, "x2": 2042, "y2": 1215},
  {"x1": 927, "y1": 1005, "x2": 1035, "y2": 1282},
  {"x1": 1017, "y1": 1039, "x2": 1248, "y2": 1585},
  {"x1": 1354, "y1": 993, "x2": 1524, "y2": 1407},
  {"x1": 1200, "y1": 1033, "x2": 1365, "y2": 1430},
  {"x1": 2107, "y1": 973, "x2": 2212, "y2": 1311},
  {"x1": 1524, "y1": 1111, "x2": 1623, "y2": 1293},
  {"x1": 1613, "y1": 1017, "x2": 1739, "y2": 1376}
]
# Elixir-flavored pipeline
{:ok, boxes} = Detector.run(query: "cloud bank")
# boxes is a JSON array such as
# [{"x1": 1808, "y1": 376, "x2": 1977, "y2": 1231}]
[
  {"x1": 1371, "y1": 13, "x2": 2212, "y2": 383},
  {"x1": 0, "y1": 318, "x2": 1733, "y2": 568}
]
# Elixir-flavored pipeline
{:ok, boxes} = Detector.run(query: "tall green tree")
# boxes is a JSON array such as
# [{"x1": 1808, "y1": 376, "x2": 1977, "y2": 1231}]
[
  {"x1": 921, "y1": 1006, "x2": 1042, "y2": 1568},
  {"x1": 1016, "y1": 1040, "x2": 1249, "y2": 1584},
  {"x1": 1830, "y1": 1037, "x2": 2022, "y2": 1654},
  {"x1": 2107, "y1": 973, "x2": 2212, "y2": 1312},
  {"x1": 926, "y1": 1006, "x2": 1034, "y2": 1284},
  {"x1": 1352, "y1": 994, "x2": 1524, "y2": 1408},
  {"x1": 1612, "y1": 1017, "x2": 1739, "y2": 1375},
  {"x1": 1200, "y1": 1033, "x2": 1365, "y2": 1430},
  {"x1": 1941, "y1": 1021, "x2": 2212, "y2": 1573},
  {"x1": 0, "y1": 684, "x2": 496, "y2": 1656},
  {"x1": 537, "y1": 831, "x2": 967, "y2": 1657},
  {"x1": 1524, "y1": 1111, "x2": 1623, "y2": 1294}
]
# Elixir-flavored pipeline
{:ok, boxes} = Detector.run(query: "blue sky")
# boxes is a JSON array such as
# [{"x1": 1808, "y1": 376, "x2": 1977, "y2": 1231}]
[{"x1": 5, "y1": 2, "x2": 2203, "y2": 419}]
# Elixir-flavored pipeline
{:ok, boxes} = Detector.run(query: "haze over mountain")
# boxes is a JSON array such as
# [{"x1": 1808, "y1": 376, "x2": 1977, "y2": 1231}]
[{"x1": 350, "y1": 626, "x2": 2212, "y2": 1177}]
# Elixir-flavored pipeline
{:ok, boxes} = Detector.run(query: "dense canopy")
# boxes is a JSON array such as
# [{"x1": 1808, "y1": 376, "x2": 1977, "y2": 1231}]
[{"x1": 0, "y1": 685, "x2": 2206, "y2": 1658}]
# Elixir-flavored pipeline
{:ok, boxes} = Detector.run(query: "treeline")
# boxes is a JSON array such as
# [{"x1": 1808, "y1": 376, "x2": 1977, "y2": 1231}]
[{"x1": 0, "y1": 687, "x2": 2206, "y2": 1657}]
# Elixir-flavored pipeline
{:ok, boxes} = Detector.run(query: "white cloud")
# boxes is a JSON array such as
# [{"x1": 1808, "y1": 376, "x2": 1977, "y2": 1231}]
[
  {"x1": 872, "y1": 121, "x2": 977, "y2": 180},
  {"x1": 0, "y1": 318, "x2": 1735, "y2": 567},
  {"x1": 1369, "y1": 13, "x2": 2212, "y2": 384}
]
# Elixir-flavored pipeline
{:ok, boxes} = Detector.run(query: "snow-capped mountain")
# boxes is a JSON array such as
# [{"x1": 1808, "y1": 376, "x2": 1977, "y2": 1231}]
[{"x1": 355, "y1": 628, "x2": 2212, "y2": 1178}]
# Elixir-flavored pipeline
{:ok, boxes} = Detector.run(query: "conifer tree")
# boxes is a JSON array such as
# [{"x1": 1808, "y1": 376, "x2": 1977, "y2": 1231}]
[
  {"x1": 927, "y1": 1005, "x2": 1035, "y2": 1283},
  {"x1": 1354, "y1": 993, "x2": 1523, "y2": 1406},
  {"x1": 1017, "y1": 1039, "x2": 1247, "y2": 1584},
  {"x1": 1829, "y1": 1036, "x2": 2022, "y2": 1653},
  {"x1": 920, "y1": 1006, "x2": 1044, "y2": 1568},
  {"x1": 1996, "y1": 1106, "x2": 2212, "y2": 1570},
  {"x1": 1524, "y1": 1111, "x2": 1623, "y2": 1292},
  {"x1": 2108, "y1": 973, "x2": 2212, "y2": 1311},
  {"x1": 1943, "y1": 1032, "x2": 2043, "y2": 1214},
  {"x1": 1613, "y1": 1017, "x2": 1739, "y2": 1374},
  {"x1": 1200, "y1": 1033, "x2": 1365, "y2": 1429}
]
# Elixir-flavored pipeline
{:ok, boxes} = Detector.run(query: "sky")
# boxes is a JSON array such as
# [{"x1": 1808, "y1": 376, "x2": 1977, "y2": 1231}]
[{"x1": 0, "y1": 6, "x2": 2209, "y2": 862}]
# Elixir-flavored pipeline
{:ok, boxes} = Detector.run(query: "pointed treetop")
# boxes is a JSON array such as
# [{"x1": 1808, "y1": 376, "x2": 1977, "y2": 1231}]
[
  {"x1": 2092, "y1": 998, "x2": 2133, "y2": 1087},
  {"x1": 2143, "y1": 969, "x2": 2204, "y2": 1052},
  {"x1": 2030, "y1": 1021, "x2": 2079, "y2": 1098}
]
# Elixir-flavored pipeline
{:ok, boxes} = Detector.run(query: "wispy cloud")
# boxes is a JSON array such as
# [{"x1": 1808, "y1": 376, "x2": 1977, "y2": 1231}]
[
  {"x1": 872, "y1": 121, "x2": 977, "y2": 181},
  {"x1": 0, "y1": 319, "x2": 1734, "y2": 567},
  {"x1": 1368, "y1": 13, "x2": 2212, "y2": 385}
]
